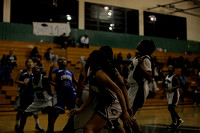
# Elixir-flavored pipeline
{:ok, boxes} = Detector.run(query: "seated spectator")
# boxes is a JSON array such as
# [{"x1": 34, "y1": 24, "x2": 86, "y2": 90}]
[
  {"x1": 56, "y1": 33, "x2": 68, "y2": 49},
  {"x1": 180, "y1": 71, "x2": 189, "y2": 102},
  {"x1": 30, "y1": 47, "x2": 42, "y2": 61},
  {"x1": 113, "y1": 52, "x2": 123, "y2": 74},
  {"x1": 6, "y1": 50, "x2": 17, "y2": 69},
  {"x1": 0, "y1": 65, "x2": 13, "y2": 86},
  {"x1": 66, "y1": 32, "x2": 76, "y2": 47},
  {"x1": 80, "y1": 34, "x2": 89, "y2": 48},
  {"x1": 167, "y1": 56, "x2": 175, "y2": 67},
  {"x1": 0, "y1": 55, "x2": 7, "y2": 68},
  {"x1": 125, "y1": 53, "x2": 132, "y2": 62},
  {"x1": 44, "y1": 48, "x2": 58, "y2": 64}
]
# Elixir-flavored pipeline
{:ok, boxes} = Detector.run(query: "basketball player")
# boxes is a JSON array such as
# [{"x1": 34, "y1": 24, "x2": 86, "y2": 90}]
[
  {"x1": 15, "y1": 58, "x2": 44, "y2": 132},
  {"x1": 48, "y1": 57, "x2": 78, "y2": 132},
  {"x1": 161, "y1": 65, "x2": 184, "y2": 129},
  {"x1": 75, "y1": 46, "x2": 132, "y2": 133},
  {"x1": 18, "y1": 66, "x2": 53, "y2": 132},
  {"x1": 69, "y1": 50, "x2": 133, "y2": 133},
  {"x1": 126, "y1": 39, "x2": 155, "y2": 133}
]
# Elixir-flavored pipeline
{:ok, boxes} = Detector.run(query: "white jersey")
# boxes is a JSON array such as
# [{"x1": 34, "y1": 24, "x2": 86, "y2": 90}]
[
  {"x1": 25, "y1": 76, "x2": 52, "y2": 115},
  {"x1": 32, "y1": 76, "x2": 52, "y2": 101},
  {"x1": 165, "y1": 74, "x2": 180, "y2": 105},
  {"x1": 127, "y1": 55, "x2": 152, "y2": 107}
]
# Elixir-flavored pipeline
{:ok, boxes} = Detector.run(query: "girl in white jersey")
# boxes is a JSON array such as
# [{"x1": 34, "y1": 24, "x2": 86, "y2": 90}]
[
  {"x1": 18, "y1": 66, "x2": 53, "y2": 133},
  {"x1": 161, "y1": 65, "x2": 184, "y2": 129},
  {"x1": 69, "y1": 50, "x2": 133, "y2": 133},
  {"x1": 126, "y1": 39, "x2": 155, "y2": 133}
]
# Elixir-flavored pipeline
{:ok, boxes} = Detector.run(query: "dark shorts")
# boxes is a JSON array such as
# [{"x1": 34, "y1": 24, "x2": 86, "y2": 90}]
[{"x1": 53, "y1": 94, "x2": 75, "y2": 114}]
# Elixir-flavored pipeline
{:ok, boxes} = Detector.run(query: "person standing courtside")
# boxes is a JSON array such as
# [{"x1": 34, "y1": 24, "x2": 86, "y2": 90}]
[{"x1": 80, "y1": 34, "x2": 89, "y2": 48}]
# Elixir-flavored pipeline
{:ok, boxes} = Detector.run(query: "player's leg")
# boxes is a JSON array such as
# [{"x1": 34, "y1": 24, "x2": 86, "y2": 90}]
[{"x1": 84, "y1": 113, "x2": 107, "y2": 133}]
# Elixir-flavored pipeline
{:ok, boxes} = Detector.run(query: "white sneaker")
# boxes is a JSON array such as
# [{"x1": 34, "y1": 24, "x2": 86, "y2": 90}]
[{"x1": 176, "y1": 119, "x2": 184, "y2": 129}]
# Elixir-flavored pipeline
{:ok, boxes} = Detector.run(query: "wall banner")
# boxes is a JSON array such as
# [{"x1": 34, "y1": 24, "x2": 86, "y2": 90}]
[{"x1": 33, "y1": 22, "x2": 71, "y2": 36}]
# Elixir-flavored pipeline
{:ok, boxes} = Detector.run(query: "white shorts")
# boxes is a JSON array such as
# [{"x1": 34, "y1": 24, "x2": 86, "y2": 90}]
[
  {"x1": 25, "y1": 99, "x2": 52, "y2": 115},
  {"x1": 167, "y1": 90, "x2": 180, "y2": 106}
]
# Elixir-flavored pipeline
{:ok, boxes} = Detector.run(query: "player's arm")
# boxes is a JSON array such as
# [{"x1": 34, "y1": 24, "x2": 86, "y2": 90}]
[
  {"x1": 161, "y1": 82, "x2": 167, "y2": 99},
  {"x1": 15, "y1": 70, "x2": 27, "y2": 85},
  {"x1": 115, "y1": 68, "x2": 133, "y2": 116},
  {"x1": 138, "y1": 57, "x2": 153, "y2": 82},
  {"x1": 43, "y1": 76, "x2": 53, "y2": 96},
  {"x1": 76, "y1": 65, "x2": 87, "y2": 105},
  {"x1": 72, "y1": 74, "x2": 78, "y2": 86},
  {"x1": 50, "y1": 72, "x2": 57, "y2": 87},
  {"x1": 68, "y1": 85, "x2": 95, "y2": 116}
]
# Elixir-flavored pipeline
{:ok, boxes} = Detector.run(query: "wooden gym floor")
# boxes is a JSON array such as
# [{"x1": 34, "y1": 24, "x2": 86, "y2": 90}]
[{"x1": 0, "y1": 105, "x2": 200, "y2": 133}]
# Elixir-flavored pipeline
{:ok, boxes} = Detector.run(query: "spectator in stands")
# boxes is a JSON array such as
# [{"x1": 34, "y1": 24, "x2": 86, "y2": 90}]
[
  {"x1": 80, "y1": 34, "x2": 89, "y2": 48},
  {"x1": 176, "y1": 56, "x2": 184, "y2": 68},
  {"x1": 197, "y1": 68, "x2": 200, "y2": 86},
  {"x1": 0, "y1": 54, "x2": 7, "y2": 68},
  {"x1": 0, "y1": 64, "x2": 13, "y2": 86},
  {"x1": 66, "y1": 32, "x2": 76, "y2": 47},
  {"x1": 57, "y1": 33, "x2": 68, "y2": 49},
  {"x1": 192, "y1": 57, "x2": 200, "y2": 69},
  {"x1": 180, "y1": 71, "x2": 189, "y2": 102},
  {"x1": 167, "y1": 56, "x2": 175, "y2": 67},
  {"x1": 44, "y1": 47, "x2": 58, "y2": 64},
  {"x1": 114, "y1": 52, "x2": 123, "y2": 74},
  {"x1": 125, "y1": 53, "x2": 132, "y2": 62},
  {"x1": 6, "y1": 50, "x2": 17, "y2": 69},
  {"x1": 30, "y1": 47, "x2": 42, "y2": 61}
]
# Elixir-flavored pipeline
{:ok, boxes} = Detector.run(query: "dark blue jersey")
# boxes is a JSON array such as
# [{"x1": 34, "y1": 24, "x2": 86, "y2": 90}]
[
  {"x1": 53, "y1": 68, "x2": 76, "y2": 100},
  {"x1": 18, "y1": 69, "x2": 34, "y2": 98},
  {"x1": 18, "y1": 69, "x2": 33, "y2": 91}
]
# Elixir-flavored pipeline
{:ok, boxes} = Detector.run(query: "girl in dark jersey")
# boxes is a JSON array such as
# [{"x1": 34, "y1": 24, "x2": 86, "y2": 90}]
[
  {"x1": 15, "y1": 58, "x2": 43, "y2": 132},
  {"x1": 69, "y1": 50, "x2": 133, "y2": 133}
]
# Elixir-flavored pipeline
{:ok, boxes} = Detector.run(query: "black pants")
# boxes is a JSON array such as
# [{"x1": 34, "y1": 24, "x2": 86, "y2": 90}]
[{"x1": 168, "y1": 104, "x2": 180, "y2": 123}]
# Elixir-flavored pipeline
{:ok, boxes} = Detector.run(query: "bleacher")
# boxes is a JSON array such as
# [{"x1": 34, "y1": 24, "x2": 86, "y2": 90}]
[{"x1": 0, "y1": 40, "x2": 199, "y2": 111}]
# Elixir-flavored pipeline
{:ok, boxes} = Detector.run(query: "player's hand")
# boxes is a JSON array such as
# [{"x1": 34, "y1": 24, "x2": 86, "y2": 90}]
[
  {"x1": 50, "y1": 64, "x2": 55, "y2": 70},
  {"x1": 127, "y1": 106, "x2": 133, "y2": 117},
  {"x1": 68, "y1": 109, "x2": 82, "y2": 117},
  {"x1": 76, "y1": 97, "x2": 83, "y2": 107},
  {"x1": 122, "y1": 112, "x2": 133, "y2": 127},
  {"x1": 23, "y1": 81, "x2": 28, "y2": 85}
]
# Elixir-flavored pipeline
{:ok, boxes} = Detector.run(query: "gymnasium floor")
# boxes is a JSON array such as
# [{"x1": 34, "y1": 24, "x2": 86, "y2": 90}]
[{"x1": 0, "y1": 105, "x2": 199, "y2": 133}]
